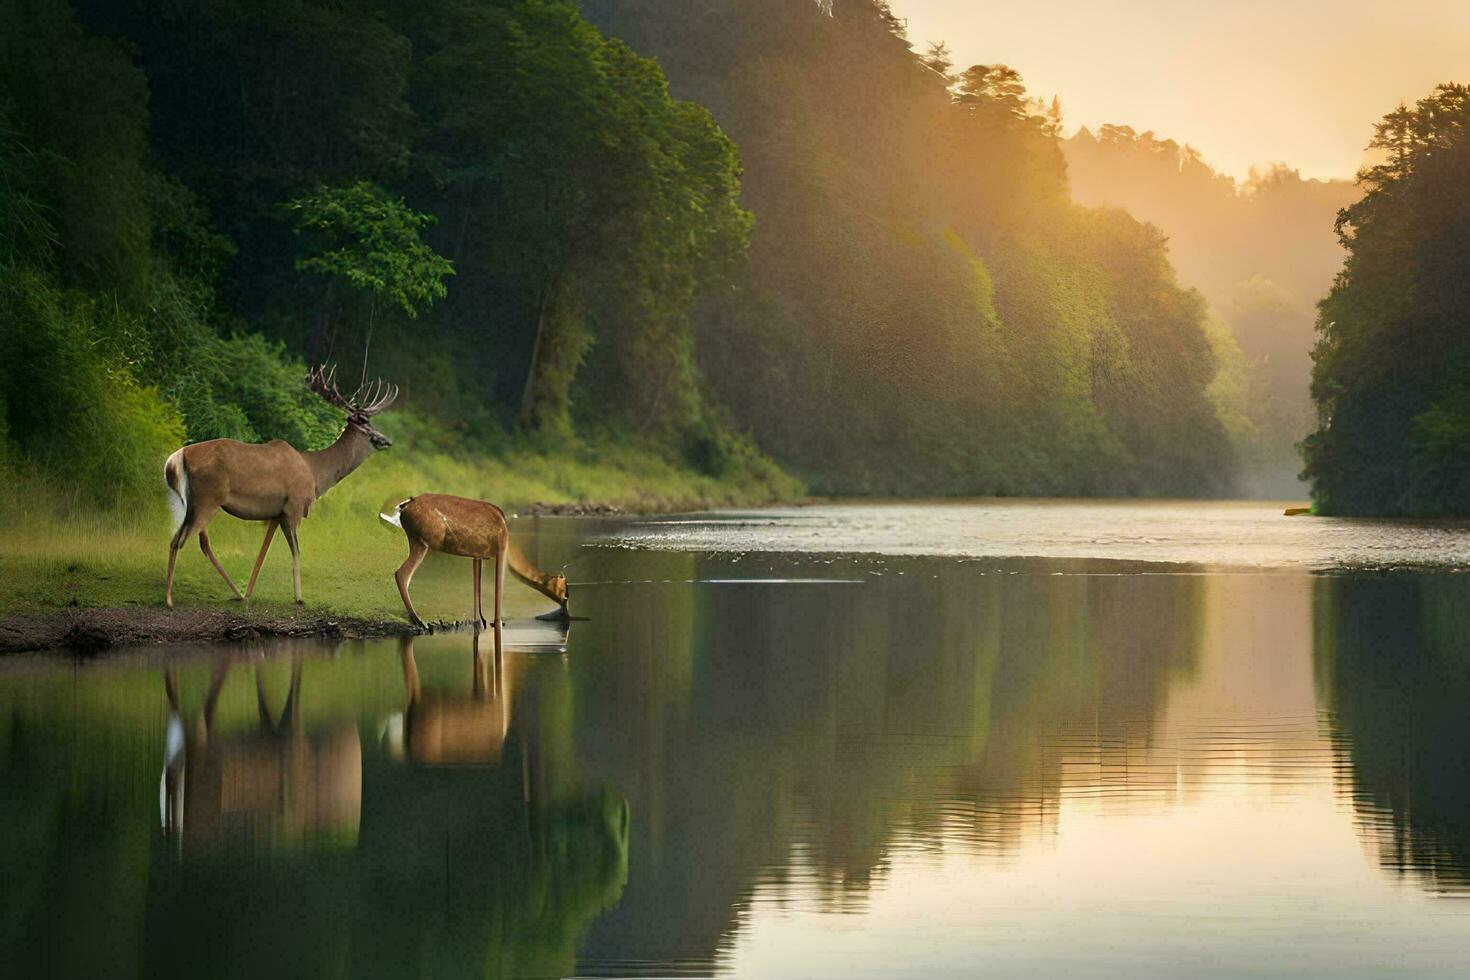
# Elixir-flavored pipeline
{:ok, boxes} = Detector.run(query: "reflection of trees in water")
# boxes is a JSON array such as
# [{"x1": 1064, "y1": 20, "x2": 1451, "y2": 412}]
[
  {"x1": 0, "y1": 636, "x2": 628, "y2": 979},
  {"x1": 937, "y1": 570, "x2": 1206, "y2": 847},
  {"x1": 575, "y1": 555, "x2": 1207, "y2": 968},
  {"x1": 345, "y1": 748, "x2": 627, "y2": 978},
  {"x1": 1315, "y1": 574, "x2": 1470, "y2": 895},
  {"x1": 1, "y1": 681, "x2": 159, "y2": 975}
]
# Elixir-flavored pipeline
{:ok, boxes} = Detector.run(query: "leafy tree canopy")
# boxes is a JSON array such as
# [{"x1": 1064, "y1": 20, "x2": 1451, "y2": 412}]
[
  {"x1": 1305, "y1": 84, "x2": 1470, "y2": 514},
  {"x1": 287, "y1": 182, "x2": 454, "y2": 319}
]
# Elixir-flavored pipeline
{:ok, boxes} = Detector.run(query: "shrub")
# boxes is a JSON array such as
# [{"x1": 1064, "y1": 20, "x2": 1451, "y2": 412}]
[{"x1": 0, "y1": 266, "x2": 184, "y2": 505}]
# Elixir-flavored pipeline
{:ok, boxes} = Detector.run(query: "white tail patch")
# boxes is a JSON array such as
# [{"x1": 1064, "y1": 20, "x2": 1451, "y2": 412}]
[
  {"x1": 380, "y1": 498, "x2": 412, "y2": 529},
  {"x1": 164, "y1": 448, "x2": 189, "y2": 534}
]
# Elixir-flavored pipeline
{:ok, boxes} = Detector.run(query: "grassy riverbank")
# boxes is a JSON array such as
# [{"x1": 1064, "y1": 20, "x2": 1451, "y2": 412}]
[{"x1": 0, "y1": 438, "x2": 800, "y2": 637}]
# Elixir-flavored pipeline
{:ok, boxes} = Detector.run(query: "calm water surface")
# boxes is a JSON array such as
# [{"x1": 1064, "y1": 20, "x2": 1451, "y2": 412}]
[
  {"x1": 609, "y1": 499, "x2": 1470, "y2": 568},
  {"x1": 5, "y1": 501, "x2": 1470, "y2": 977}
]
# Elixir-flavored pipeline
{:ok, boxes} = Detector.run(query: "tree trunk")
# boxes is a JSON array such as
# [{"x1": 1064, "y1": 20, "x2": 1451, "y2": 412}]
[
  {"x1": 309, "y1": 276, "x2": 339, "y2": 363},
  {"x1": 360, "y1": 294, "x2": 377, "y2": 390},
  {"x1": 519, "y1": 256, "x2": 569, "y2": 428}
]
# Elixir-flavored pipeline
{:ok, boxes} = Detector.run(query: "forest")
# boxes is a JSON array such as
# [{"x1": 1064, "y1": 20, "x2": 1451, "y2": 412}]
[
  {"x1": 0, "y1": 0, "x2": 785, "y2": 511},
  {"x1": 1304, "y1": 84, "x2": 1470, "y2": 516},
  {"x1": 0, "y1": 0, "x2": 1242, "y2": 515},
  {"x1": 585, "y1": 0, "x2": 1237, "y2": 495},
  {"x1": 1065, "y1": 129, "x2": 1357, "y2": 495}
]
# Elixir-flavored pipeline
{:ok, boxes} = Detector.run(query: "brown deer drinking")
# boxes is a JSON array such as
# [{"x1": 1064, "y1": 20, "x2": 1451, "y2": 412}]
[
  {"x1": 162, "y1": 364, "x2": 397, "y2": 608},
  {"x1": 381, "y1": 493, "x2": 569, "y2": 629},
  {"x1": 505, "y1": 538, "x2": 571, "y2": 621}
]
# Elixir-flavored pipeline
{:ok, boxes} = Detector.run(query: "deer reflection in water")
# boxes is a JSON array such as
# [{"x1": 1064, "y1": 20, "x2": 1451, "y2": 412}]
[
  {"x1": 350, "y1": 627, "x2": 628, "y2": 978},
  {"x1": 385, "y1": 624, "x2": 588, "y2": 813},
  {"x1": 392, "y1": 629, "x2": 512, "y2": 768},
  {"x1": 160, "y1": 652, "x2": 361, "y2": 849}
]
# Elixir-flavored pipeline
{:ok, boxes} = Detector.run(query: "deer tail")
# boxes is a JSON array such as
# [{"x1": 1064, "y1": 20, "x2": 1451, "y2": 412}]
[
  {"x1": 164, "y1": 449, "x2": 190, "y2": 537},
  {"x1": 379, "y1": 497, "x2": 413, "y2": 530}
]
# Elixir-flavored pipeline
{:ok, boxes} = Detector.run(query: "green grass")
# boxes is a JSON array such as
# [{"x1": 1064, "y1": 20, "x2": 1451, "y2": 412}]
[{"x1": 0, "y1": 439, "x2": 801, "y2": 622}]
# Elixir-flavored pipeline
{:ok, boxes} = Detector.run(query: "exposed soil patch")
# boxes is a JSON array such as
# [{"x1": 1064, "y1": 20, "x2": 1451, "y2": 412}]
[{"x1": 0, "y1": 607, "x2": 428, "y2": 655}]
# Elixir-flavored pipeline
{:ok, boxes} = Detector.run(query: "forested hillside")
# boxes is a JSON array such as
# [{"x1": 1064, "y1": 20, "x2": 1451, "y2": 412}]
[
  {"x1": 0, "y1": 0, "x2": 785, "y2": 508},
  {"x1": 584, "y1": 0, "x2": 1237, "y2": 495},
  {"x1": 1065, "y1": 127, "x2": 1358, "y2": 494},
  {"x1": 3, "y1": 0, "x2": 1239, "y2": 509},
  {"x1": 1305, "y1": 84, "x2": 1470, "y2": 515}
]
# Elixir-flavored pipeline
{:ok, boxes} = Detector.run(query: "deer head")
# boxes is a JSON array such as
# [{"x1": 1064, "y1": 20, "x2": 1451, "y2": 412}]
[
  {"x1": 307, "y1": 364, "x2": 398, "y2": 449},
  {"x1": 548, "y1": 572, "x2": 569, "y2": 607}
]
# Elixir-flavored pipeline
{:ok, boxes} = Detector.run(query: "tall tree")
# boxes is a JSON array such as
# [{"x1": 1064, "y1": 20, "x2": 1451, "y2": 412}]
[
  {"x1": 1304, "y1": 84, "x2": 1470, "y2": 514},
  {"x1": 286, "y1": 181, "x2": 454, "y2": 377}
]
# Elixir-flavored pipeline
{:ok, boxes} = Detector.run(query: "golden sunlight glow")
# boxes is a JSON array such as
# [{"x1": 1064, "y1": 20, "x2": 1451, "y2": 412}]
[
  {"x1": 720, "y1": 575, "x2": 1455, "y2": 977},
  {"x1": 892, "y1": 0, "x2": 1470, "y2": 179}
]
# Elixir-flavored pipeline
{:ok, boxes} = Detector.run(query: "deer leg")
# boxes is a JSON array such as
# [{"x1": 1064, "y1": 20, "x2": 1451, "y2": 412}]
[
  {"x1": 165, "y1": 517, "x2": 192, "y2": 609},
  {"x1": 491, "y1": 617, "x2": 503, "y2": 693},
  {"x1": 165, "y1": 543, "x2": 180, "y2": 610},
  {"x1": 243, "y1": 520, "x2": 278, "y2": 601},
  {"x1": 167, "y1": 503, "x2": 224, "y2": 608},
  {"x1": 202, "y1": 659, "x2": 229, "y2": 734},
  {"x1": 254, "y1": 667, "x2": 274, "y2": 731},
  {"x1": 472, "y1": 631, "x2": 488, "y2": 697},
  {"x1": 198, "y1": 530, "x2": 243, "y2": 599},
  {"x1": 395, "y1": 539, "x2": 429, "y2": 629},
  {"x1": 281, "y1": 654, "x2": 303, "y2": 735},
  {"x1": 399, "y1": 638, "x2": 421, "y2": 706},
  {"x1": 473, "y1": 558, "x2": 486, "y2": 630},
  {"x1": 167, "y1": 502, "x2": 214, "y2": 608},
  {"x1": 494, "y1": 542, "x2": 507, "y2": 633},
  {"x1": 164, "y1": 669, "x2": 182, "y2": 714},
  {"x1": 281, "y1": 520, "x2": 303, "y2": 605}
]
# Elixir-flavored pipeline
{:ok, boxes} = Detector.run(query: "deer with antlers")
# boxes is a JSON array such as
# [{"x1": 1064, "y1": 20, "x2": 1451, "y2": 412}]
[{"x1": 162, "y1": 365, "x2": 398, "y2": 608}]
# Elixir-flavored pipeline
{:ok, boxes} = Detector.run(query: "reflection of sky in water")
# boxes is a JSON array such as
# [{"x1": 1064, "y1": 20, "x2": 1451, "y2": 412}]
[{"x1": 714, "y1": 575, "x2": 1470, "y2": 977}]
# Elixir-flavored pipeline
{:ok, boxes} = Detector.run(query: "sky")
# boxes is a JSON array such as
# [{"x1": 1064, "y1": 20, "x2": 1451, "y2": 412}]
[{"x1": 888, "y1": 0, "x2": 1470, "y2": 181}]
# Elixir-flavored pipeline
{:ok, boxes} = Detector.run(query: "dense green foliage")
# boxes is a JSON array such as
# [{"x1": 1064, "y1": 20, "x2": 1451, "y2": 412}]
[
  {"x1": 1304, "y1": 84, "x2": 1470, "y2": 515},
  {"x1": 2, "y1": 0, "x2": 1243, "y2": 509},
  {"x1": 287, "y1": 181, "x2": 454, "y2": 320},
  {"x1": 586, "y1": 0, "x2": 1238, "y2": 495},
  {"x1": 0, "y1": 0, "x2": 775, "y2": 506},
  {"x1": 1065, "y1": 127, "x2": 1358, "y2": 495}
]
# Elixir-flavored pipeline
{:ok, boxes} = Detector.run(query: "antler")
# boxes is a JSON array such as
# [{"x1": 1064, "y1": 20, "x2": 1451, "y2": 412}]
[
  {"x1": 306, "y1": 364, "x2": 399, "y2": 417},
  {"x1": 351, "y1": 377, "x2": 399, "y2": 417},
  {"x1": 306, "y1": 364, "x2": 355, "y2": 413}
]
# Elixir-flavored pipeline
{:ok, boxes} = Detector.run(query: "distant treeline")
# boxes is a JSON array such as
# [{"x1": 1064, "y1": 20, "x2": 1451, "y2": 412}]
[
  {"x1": 1065, "y1": 128, "x2": 1358, "y2": 496},
  {"x1": 2, "y1": 0, "x2": 1239, "y2": 505},
  {"x1": 1305, "y1": 84, "x2": 1470, "y2": 516}
]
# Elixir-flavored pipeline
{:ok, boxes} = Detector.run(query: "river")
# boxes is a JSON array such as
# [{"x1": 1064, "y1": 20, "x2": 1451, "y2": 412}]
[{"x1": 4, "y1": 501, "x2": 1470, "y2": 977}]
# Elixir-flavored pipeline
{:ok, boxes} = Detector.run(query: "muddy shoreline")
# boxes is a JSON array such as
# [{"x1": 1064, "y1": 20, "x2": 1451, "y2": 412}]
[{"x1": 0, "y1": 607, "x2": 444, "y2": 656}]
